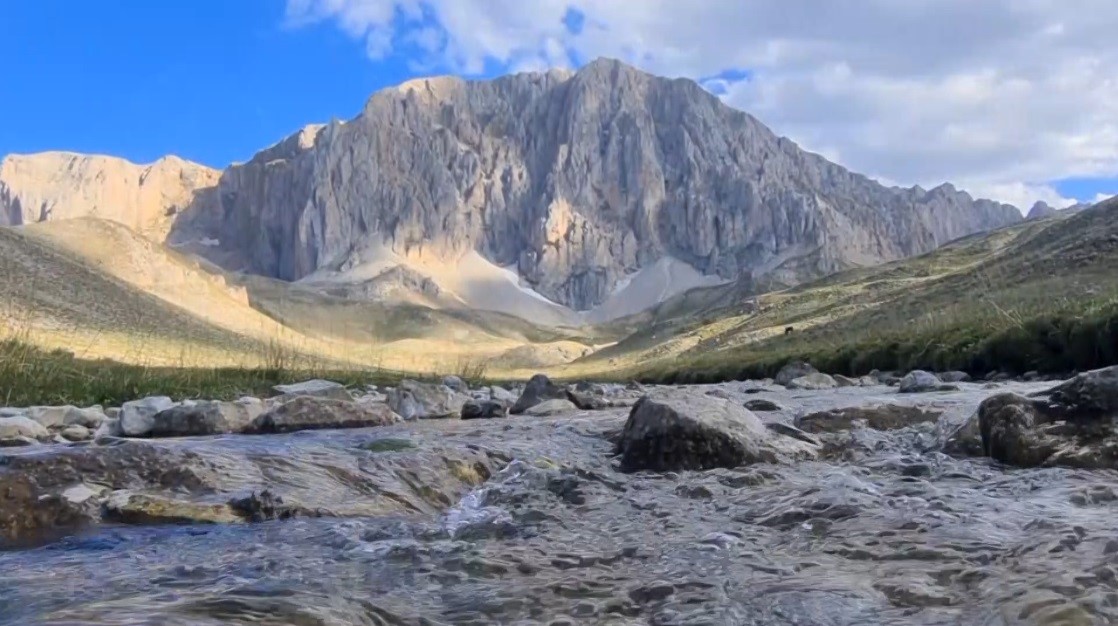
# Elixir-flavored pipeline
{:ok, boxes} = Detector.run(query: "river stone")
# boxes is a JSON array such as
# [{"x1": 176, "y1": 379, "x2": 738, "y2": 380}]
[
  {"x1": 524, "y1": 399, "x2": 579, "y2": 416},
  {"x1": 441, "y1": 375, "x2": 468, "y2": 393},
  {"x1": 386, "y1": 379, "x2": 469, "y2": 420},
  {"x1": 833, "y1": 374, "x2": 859, "y2": 387},
  {"x1": 744, "y1": 399, "x2": 784, "y2": 412},
  {"x1": 0, "y1": 416, "x2": 50, "y2": 442},
  {"x1": 775, "y1": 362, "x2": 818, "y2": 387},
  {"x1": 899, "y1": 370, "x2": 942, "y2": 393},
  {"x1": 510, "y1": 374, "x2": 568, "y2": 414},
  {"x1": 566, "y1": 389, "x2": 616, "y2": 410},
  {"x1": 272, "y1": 379, "x2": 351, "y2": 402},
  {"x1": 25, "y1": 406, "x2": 105, "y2": 430},
  {"x1": 150, "y1": 400, "x2": 266, "y2": 437},
  {"x1": 490, "y1": 386, "x2": 517, "y2": 403},
  {"x1": 615, "y1": 393, "x2": 817, "y2": 472},
  {"x1": 250, "y1": 396, "x2": 400, "y2": 434},
  {"x1": 976, "y1": 392, "x2": 1118, "y2": 469},
  {"x1": 787, "y1": 372, "x2": 838, "y2": 390},
  {"x1": 939, "y1": 371, "x2": 972, "y2": 383},
  {"x1": 94, "y1": 418, "x2": 123, "y2": 440},
  {"x1": 103, "y1": 491, "x2": 242, "y2": 525},
  {"x1": 941, "y1": 412, "x2": 984, "y2": 457},
  {"x1": 1040, "y1": 366, "x2": 1118, "y2": 415},
  {"x1": 119, "y1": 396, "x2": 175, "y2": 437},
  {"x1": 60, "y1": 425, "x2": 91, "y2": 442},
  {"x1": 796, "y1": 405, "x2": 943, "y2": 433},
  {"x1": 461, "y1": 400, "x2": 508, "y2": 420}
]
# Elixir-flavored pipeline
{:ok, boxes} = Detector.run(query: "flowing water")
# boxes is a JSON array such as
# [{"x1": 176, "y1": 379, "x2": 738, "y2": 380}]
[{"x1": 2, "y1": 383, "x2": 1117, "y2": 625}]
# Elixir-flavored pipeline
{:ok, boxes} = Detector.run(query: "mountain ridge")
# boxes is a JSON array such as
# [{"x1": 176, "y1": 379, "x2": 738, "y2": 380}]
[{"x1": 2, "y1": 58, "x2": 1023, "y2": 316}]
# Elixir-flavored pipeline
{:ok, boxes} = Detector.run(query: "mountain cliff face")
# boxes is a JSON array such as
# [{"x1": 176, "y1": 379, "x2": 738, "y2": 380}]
[
  {"x1": 2, "y1": 59, "x2": 1022, "y2": 312},
  {"x1": 0, "y1": 152, "x2": 219, "y2": 239},
  {"x1": 172, "y1": 59, "x2": 1020, "y2": 309}
]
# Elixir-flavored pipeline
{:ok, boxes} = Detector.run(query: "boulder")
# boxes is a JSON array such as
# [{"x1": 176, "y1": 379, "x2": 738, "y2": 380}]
[
  {"x1": 149, "y1": 399, "x2": 265, "y2": 437},
  {"x1": 490, "y1": 386, "x2": 517, "y2": 403},
  {"x1": 0, "y1": 416, "x2": 50, "y2": 442},
  {"x1": 94, "y1": 418, "x2": 123, "y2": 440},
  {"x1": 615, "y1": 393, "x2": 817, "y2": 472},
  {"x1": 744, "y1": 399, "x2": 784, "y2": 412},
  {"x1": 975, "y1": 391, "x2": 1118, "y2": 469},
  {"x1": 524, "y1": 399, "x2": 579, "y2": 416},
  {"x1": 386, "y1": 379, "x2": 469, "y2": 420},
  {"x1": 858, "y1": 376, "x2": 880, "y2": 386},
  {"x1": 250, "y1": 397, "x2": 400, "y2": 434},
  {"x1": 510, "y1": 374, "x2": 567, "y2": 414},
  {"x1": 566, "y1": 389, "x2": 615, "y2": 410},
  {"x1": 60, "y1": 425, "x2": 91, "y2": 442},
  {"x1": 1040, "y1": 366, "x2": 1118, "y2": 415},
  {"x1": 442, "y1": 375, "x2": 468, "y2": 393},
  {"x1": 796, "y1": 405, "x2": 942, "y2": 433},
  {"x1": 272, "y1": 379, "x2": 352, "y2": 402},
  {"x1": 775, "y1": 362, "x2": 817, "y2": 387},
  {"x1": 786, "y1": 373, "x2": 838, "y2": 390},
  {"x1": 938, "y1": 371, "x2": 972, "y2": 383},
  {"x1": 119, "y1": 396, "x2": 175, "y2": 437},
  {"x1": 833, "y1": 374, "x2": 859, "y2": 387},
  {"x1": 898, "y1": 370, "x2": 943, "y2": 393},
  {"x1": 460, "y1": 400, "x2": 509, "y2": 420}
]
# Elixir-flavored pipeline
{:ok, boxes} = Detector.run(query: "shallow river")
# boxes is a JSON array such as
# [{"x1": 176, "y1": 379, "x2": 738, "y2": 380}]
[{"x1": 2, "y1": 383, "x2": 1117, "y2": 625}]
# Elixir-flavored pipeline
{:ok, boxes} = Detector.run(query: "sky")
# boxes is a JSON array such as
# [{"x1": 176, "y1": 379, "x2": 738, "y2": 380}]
[{"x1": 2, "y1": 0, "x2": 1117, "y2": 210}]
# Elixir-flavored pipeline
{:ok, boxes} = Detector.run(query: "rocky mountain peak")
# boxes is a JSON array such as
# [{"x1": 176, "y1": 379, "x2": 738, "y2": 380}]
[{"x1": 2, "y1": 59, "x2": 1023, "y2": 315}]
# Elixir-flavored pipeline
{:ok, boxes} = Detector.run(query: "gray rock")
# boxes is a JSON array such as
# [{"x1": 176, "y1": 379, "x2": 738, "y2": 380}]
[
  {"x1": 0, "y1": 408, "x2": 25, "y2": 418},
  {"x1": 490, "y1": 386, "x2": 517, "y2": 403},
  {"x1": 898, "y1": 370, "x2": 942, "y2": 393},
  {"x1": 150, "y1": 400, "x2": 265, "y2": 437},
  {"x1": 524, "y1": 399, "x2": 579, "y2": 417},
  {"x1": 119, "y1": 396, "x2": 175, "y2": 437},
  {"x1": 510, "y1": 374, "x2": 567, "y2": 415},
  {"x1": 0, "y1": 435, "x2": 39, "y2": 447},
  {"x1": 833, "y1": 374, "x2": 859, "y2": 387},
  {"x1": 460, "y1": 400, "x2": 508, "y2": 420},
  {"x1": 386, "y1": 379, "x2": 469, "y2": 420},
  {"x1": 775, "y1": 362, "x2": 818, "y2": 387},
  {"x1": 786, "y1": 373, "x2": 838, "y2": 390},
  {"x1": 0, "y1": 415, "x2": 50, "y2": 441},
  {"x1": 272, "y1": 379, "x2": 351, "y2": 402},
  {"x1": 744, "y1": 399, "x2": 784, "y2": 412},
  {"x1": 60, "y1": 425, "x2": 91, "y2": 441},
  {"x1": 796, "y1": 405, "x2": 943, "y2": 433},
  {"x1": 441, "y1": 375, "x2": 468, "y2": 393},
  {"x1": 941, "y1": 413, "x2": 983, "y2": 457},
  {"x1": 94, "y1": 417, "x2": 123, "y2": 439},
  {"x1": 615, "y1": 392, "x2": 817, "y2": 472},
  {"x1": 566, "y1": 389, "x2": 616, "y2": 410},
  {"x1": 975, "y1": 391, "x2": 1118, "y2": 469},
  {"x1": 161, "y1": 60, "x2": 1019, "y2": 313},
  {"x1": 1040, "y1": 366, "x2": 1118, "y2": 414},
  {"x1": 25, "y1": 405, "x2": 107, "y2": 430},
  {"x1": 938, "y1": 371, "x2": 972, "y2": 383},
  {"x1": 250, "y1": 396, "x2": 400, "y2": 434}
]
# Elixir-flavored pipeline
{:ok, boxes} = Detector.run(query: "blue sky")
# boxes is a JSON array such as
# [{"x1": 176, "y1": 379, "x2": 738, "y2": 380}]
[
  {"x1": 0, "y1": 0, "x2": 503, "y2": 167},
  {"x1": 1, "y1": 0, "x2": 1114, "y2": 206}
]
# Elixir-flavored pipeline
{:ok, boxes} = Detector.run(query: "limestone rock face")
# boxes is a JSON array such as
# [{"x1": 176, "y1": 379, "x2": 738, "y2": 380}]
[
  {"x1": 165, "y1": 59, "x2": 1019, "y2": 310},
  {"x1": 0, "y1": 152, "x2": 219, "y2": 239}
]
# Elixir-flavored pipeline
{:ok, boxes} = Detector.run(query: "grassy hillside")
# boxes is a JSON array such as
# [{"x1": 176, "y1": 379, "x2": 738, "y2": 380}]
[{"x1": 590, "y1": 199, "x2": 1118, "y2": 383}]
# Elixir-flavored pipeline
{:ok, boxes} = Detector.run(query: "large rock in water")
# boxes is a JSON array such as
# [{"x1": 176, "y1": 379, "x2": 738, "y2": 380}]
[
  {"x1": 615, "y1": 393, "x2": 817, "y2": 472},
  {"x1": 970, "y1": 380, "x2": 1118, "y2": 468},
  {"x1": 898, "y1": 370, "x2": 943, "y2": 393},
  {"x1": 510, "y1": 374, "x2": 567, "y2": 414},
  {"x1": 786, "y1": 373, "x2": 838, "y2": 390},
  {"x1": 0, "y1": 416, "x2": 50, "y2": 443},
  {"x1": 149, "y1": 399, "x2": 266, "y2": 437},
  {"x1": 460, "y1": 400, "x2": 508, "y2": 420},
  {"x1": 796, "y1": 405, "x2": 942, "y2": 433},
  {"x1": 119, "y1": 397, "x2": 175, "y2": 437},
  {"x1": 386, "y1": 380, "x2": 469, "y2": 420},
  {"x1": 250, "y1": 397, "x2": 400, "y2": 433},
  {"x1": 775, "y1": 362, "x2": 818, "y2": 387}
]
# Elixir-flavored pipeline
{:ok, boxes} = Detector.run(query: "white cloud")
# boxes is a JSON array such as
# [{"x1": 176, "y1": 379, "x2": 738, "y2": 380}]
[
  {"x1": 286, "y1": 0, "x2": 1118, "y2": 210},
  {"x1": 1095, "y1": 192, "x2": 1116, "y2": 204}
]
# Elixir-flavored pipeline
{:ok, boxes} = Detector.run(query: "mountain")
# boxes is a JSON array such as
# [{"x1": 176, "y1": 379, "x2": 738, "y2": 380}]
[
  {"x1": 2, "y1": 58, "x2": 1022, "y2": 318},
  {"x1": 0, "y1": 152, "x2": 219, "y2": 239},
  {"x1": 1025, "y1": 201, "x2": 1058, "y2": 221}
]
